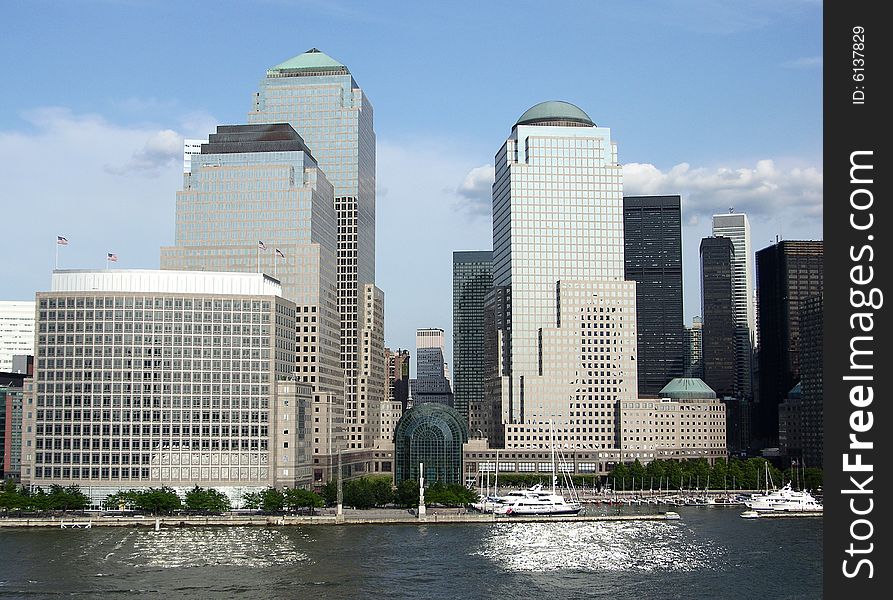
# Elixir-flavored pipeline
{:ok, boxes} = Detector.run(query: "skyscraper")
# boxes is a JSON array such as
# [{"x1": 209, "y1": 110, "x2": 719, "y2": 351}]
[
  {"x1": 486, "y1": 101, "x2": 637, "y2": 450},
  {"x1": 799, "y1": 294, "x2": 823, "y2": 468},
  {"x1": 623, "y1": 196, "x2": 684, "y2": 394},
  {"x1": 247, "y1": 49, "x2": 376, "y2": 446},
  {"x1": 415, "y1": 328, "x2": 446, "y2": 379},
  {"x1": 355, "y1": 284, "x2": 384, "y2": 450},
  {"x1": 0, "y1": 301, "x2": 35, "y2": 372},
  {"x1": 755, "y1": 240, "x2": 824, "y2": 447},
  {"x1": 412, "y1": 328, "x2": 454, "y2": 407},
  {"x1": 684, "y1": 317, "x2": 703, "y2": 379},
  {"x1": 385, "y1": 348, "x2": 410, "y2": 409},
  {"x1": 452, "y1": 251, "x2": 493, "y2": 422},
  {"x1": 700, "y1": 237, "x2": 736, "y2": 398},
  {"x1": 712, "y1": 212, "x2": 755, "y2": 398},
  {"x1": 160, "y1": 123, "x2": 344, "y2": 480}
]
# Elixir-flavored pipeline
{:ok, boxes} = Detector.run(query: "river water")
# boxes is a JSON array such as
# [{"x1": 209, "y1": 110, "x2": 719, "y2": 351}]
[{"x1": 0, "y1": 506, "x2": 821, "y2": 599}]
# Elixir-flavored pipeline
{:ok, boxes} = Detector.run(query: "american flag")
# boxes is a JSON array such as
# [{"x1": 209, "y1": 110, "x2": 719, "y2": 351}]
[
  {"x1": 258, "y1": 240, "x2": 266, "y2": 250},
  {"x1": 275, "y1": 248, "x2": 285, "y2": 258},
  {"x1": 57, "y1": 236, "x2": 69, "y2": 245},
  {"x1": 107, "y1": 253, "x2": 118, "y2": 262}
]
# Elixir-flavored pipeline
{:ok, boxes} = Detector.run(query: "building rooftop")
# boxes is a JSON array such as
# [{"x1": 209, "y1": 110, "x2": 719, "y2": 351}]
[
  {"x1": 268, "y1": 48, "x2": 349, "y2": 75},
  {"x1": 659, "y1": 377, "x2": 717, "y2": 400},
  {"x1": 49, "y1": 270, "x2": 283, "y2": 297},
  {"x1": 515, "y1": 101, "x2": 595, "y2": 127},
  {"x1": 788, "y1": 382, "x2": 802, "y2": 399}
]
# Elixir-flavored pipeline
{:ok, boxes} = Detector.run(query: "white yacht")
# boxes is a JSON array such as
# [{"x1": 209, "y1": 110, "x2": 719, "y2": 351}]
[
  {"x1": 491, "y1": 484, "x2": 582, "y2": 516},
  {"x1": 744, "y1": 482, "x2": 823, "y2": 512}
]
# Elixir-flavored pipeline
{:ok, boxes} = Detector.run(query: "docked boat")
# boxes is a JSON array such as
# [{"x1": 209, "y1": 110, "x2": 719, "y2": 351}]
[
  {"x1": 744, "y1": 482, "x2": 823, "y2": 513},
  {"x1": 492, "y1": 484, "x2": 582, "y2": 516},
  {"x1": 740, "y1": 510, "x2": 761, "y2": 519}
]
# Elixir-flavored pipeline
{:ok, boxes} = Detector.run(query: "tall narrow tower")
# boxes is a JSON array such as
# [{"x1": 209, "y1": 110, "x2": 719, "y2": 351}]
[
  {"x1": 248, "y1": 48, "x2": 378, "y2": 454},
  {"x1": 712, "y1": 212, "x2": 754, "y2": 398},
  {"x1": 486, "y1": 101, "x2": 637, "y2": 450}
]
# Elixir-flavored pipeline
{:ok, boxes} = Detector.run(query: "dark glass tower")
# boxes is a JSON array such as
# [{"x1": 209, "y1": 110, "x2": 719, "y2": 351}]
[
  {"x1": 799, "y1": 294, "x2": 823, "y2": 468},
  {"x1": 700, "y1": 237, "x2": 736, "y2": 398},
  {"x1": 452, "y1": 251, "x2": 493, "y2": 422},
  {"x1": 755, "y1": 240, "x2": 824, "y2": 447},
  {"x1": 623, "y1": 196, "x2": 684, "y2": 394}
]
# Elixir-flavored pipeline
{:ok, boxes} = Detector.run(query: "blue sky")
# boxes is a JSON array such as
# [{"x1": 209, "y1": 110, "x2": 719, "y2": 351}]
[{"x1": 1, "y1": 0, "x2": 822, "y2": 367}]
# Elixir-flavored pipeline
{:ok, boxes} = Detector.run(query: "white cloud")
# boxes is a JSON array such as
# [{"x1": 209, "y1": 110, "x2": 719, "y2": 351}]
[
  {"x1": 780, "y1": 56, "x2": 822, "y2": 69},
  {"x1": 623, "y1": 159, "x2": 822, "y2": 225},
  {"x1": 106, "y1": 128, "x2": 182, "y2": 175},
  {"x1": 455, "y1": 164, "x2": 494, "y2": 216}
]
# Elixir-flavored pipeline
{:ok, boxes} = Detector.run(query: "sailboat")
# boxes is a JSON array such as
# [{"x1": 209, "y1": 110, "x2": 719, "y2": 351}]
[{"x1": 492, "y1": 421, "x2": 582, "y2": 516}]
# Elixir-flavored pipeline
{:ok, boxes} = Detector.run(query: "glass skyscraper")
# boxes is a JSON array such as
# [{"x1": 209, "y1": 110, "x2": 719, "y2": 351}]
[
  {"x1": 700, "y1": 236, "x2": 736, "y2": 398},
  {"x1": 487, "y1": 101, "x2": 638, "y2": 450},
  {"x1": 452, "y1": 251, "x2": 492, "y2": 423},
  {"x1": 247, "y1": 49, "x2": 376, "y2": 442},
  {"x1": 623, "y1": 196, "x2": 684, "y2": 395},
  {"x1": 712, "y1": 212, "x2": 755, "y2": 399},
  {"x1": 160, "y1": 124, "x2": 344, "y2": 476}
]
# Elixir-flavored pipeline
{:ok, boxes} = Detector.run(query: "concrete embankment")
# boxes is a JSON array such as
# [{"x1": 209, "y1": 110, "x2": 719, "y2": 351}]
[{"x1": 0, "y1": 512, "x2": 677, "y2": 528}]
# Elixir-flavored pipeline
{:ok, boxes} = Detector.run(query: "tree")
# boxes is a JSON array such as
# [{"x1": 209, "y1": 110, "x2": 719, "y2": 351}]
[
  {"x1": 343, "y1": 478, "x2": 377, "y2": 509},
  {"x1": 322, "y1": 480, "x2": 338, "y2": 506},
  {"x1": 184, "y1": 486, "x2": 231, "y2": 513},
  {"x1": 395, "y1": 479, "x2": 419, "y2": 508},
  {"x1": 241, "y1": 491, "x2": 263, "y2": 510},
  {"x1": 133, "y1": 487, "x2": 182, "y2": 514},
  {"x1": 261, "y1": 487, "x2": 285, "y2": 513},
  {"x1": 283, "y1": 487, "x2": 324, "y2": 514}
]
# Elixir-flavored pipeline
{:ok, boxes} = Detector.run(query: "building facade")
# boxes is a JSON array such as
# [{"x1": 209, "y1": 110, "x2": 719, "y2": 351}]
[
  {"x1": 452, "y1": 250, "x2": 493, "y2": 423},
  {"x1": 684, "y1": 317, "x2": 704, "y2": 379},
  {"x1": 755, "y1": 240, "x2": 824, "y2": 447},
  {"x1": 415, "y1": 328, "x2": 446, "y2": 379},
  {"x1": 247, "y1": 48, "x2": 377, "y2": 457},
  {"x1": 159, "y1": 123, "x2": 345, "y2": 482},
  {"x1": 1, "y1": 372, "x2": 27, "y2": 480},
  {"x1": 623, "y1": 196, "x2": 684, "y2": 395},
  {"x1": 486, "y1": 101, "x2": 637, "y2": 452},
  {"x1": 394, "y1": 402, "x2": 468, "y2": 485},
  {"x1": 354, "y1": 284, "x2": 384, "y2": 450},
  {"x1": 799, "y1": 294, "x2": 823, "y2": 468},
  {"x1": 619, "y1": 378, "x2": 727, "y2": 464},
  {"x1": 385, "y1": 348, "x2": 410, "y2": 409},
  {"x1": 0, "y1": 301, "x2": 35, "y2": 372},
  {"x1": 700, "y1": 237, "x2": 736, "y2": 398},
  {"x1": 19, "y1": 270, "x2": 313, "y2": 505}
]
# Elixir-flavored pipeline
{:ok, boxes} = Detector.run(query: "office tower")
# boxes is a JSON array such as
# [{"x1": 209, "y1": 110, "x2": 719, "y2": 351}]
[
  {"x1": 799, "y1": 294, "x2": 823, "y2": 468},
  {"x1": 385, "y1": 348, "x2": 410, "y2": 409},
  {"x1": 479, "y1": 286, "x2": 509, "y2": 447},
  {"x1": 778, "y1": 383, "x2": 803, "y2": 458},
  {"x1": 19, "y1": 270, "x2": 312, "y2": 503},
  {"x1": 700, "y1": 237, "x2": 736, "y2": 398},
  {"x1": 1, "y1": 372, "x2": 26, "y2": 480},
  {"x1": 247, "y1": 48, "x2": 376, "y2": 449},
  {"x1": 712, "y1": 212, "x2": 755, "y2": 398},
  {"x1": 486, "y1": 101, "x2": 637, "y2": 450},
  {"x1": 452, "y1": 251, "x2": 493, "y2": 422},
  {"x1": 160, "y1": 124, "x2": 344, "y2": 480},
  {"x1": 354, "y1": 284, "x2": 384, "y2": 450},
  {"x1": 755, "y1": 240, "x2": 824, "y2": 447},
  {"x1": 0, "y1": 301, "x2": 35, "y2": 372},
  {"x1": 623, "y1": 196, "x2": 684, "y2": 394},
  {"x1": 411, "y1": 328, "x2": 454, "y2": 407},
  {"x1": 416, "y1": 328, "x2": 446, "y2": 378},
  {"x1": 684, "y1": 317, "x2": 704, "y2": 378}
]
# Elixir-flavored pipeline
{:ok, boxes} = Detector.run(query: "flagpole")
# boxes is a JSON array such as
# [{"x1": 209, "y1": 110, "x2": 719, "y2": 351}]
[
  {"x1": 55, "y1": 239, "x2": 59, "y2": 270},
  {"x1": 257, "y1": 244, "x2": 260, "y2": 273},
  {"x1": 274, "y1": 252, "x2": 278, "y2": 278}
]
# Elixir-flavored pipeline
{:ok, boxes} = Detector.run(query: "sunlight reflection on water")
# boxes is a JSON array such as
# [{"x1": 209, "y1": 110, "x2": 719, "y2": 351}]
[
  {"x1": 115, "y1": 528, "x2": 311, "y2": 569},
  {"x1": 473, "y1": 521, "x2": 723, "y2": 572}
]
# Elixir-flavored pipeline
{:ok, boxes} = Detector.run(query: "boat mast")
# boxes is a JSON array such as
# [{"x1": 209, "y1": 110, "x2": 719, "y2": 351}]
[{"x1": 550, "y1": 420, "x2": 556, "y2": 497}]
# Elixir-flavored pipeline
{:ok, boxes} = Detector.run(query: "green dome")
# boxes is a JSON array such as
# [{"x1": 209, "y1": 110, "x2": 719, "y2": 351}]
[
  {"x1": 515, "y1": 101, "x2": 595, "y2": 127},
  {"x1": 268, "y1": 48, "x2": 348, "y2": 74},
  {"x1": 659, "y1": 378, "x2": 717, "y2": 400}
]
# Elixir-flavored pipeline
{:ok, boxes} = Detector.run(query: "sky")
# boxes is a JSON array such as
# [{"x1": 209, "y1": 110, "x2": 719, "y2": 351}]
[{"x1": 1, "y1": 1, "x2": 822, "y2": 371}]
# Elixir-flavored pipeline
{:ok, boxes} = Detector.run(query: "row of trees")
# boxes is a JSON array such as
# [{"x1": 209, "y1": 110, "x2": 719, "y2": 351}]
[
  {"x1": 241, "y1": 487, "x2": 323, "y2": 513},
  {"x1": 316, "y1": 476, "x2": 476, "y2": 509},
  {"x1": 0, "y1": 482, "x2": 90, "y2": 512},
  {"x1": 104, "y1": 486, "x2": 231, "y2": 514},
  {"x1": 607, "y1": 458, "x2": 822, "y2": 492}
]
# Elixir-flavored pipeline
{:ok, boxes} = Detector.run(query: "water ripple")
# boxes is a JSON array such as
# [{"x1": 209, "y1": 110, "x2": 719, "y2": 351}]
[{"x1": 472, "y1": 521, "x2": 724, "y2": 572}]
